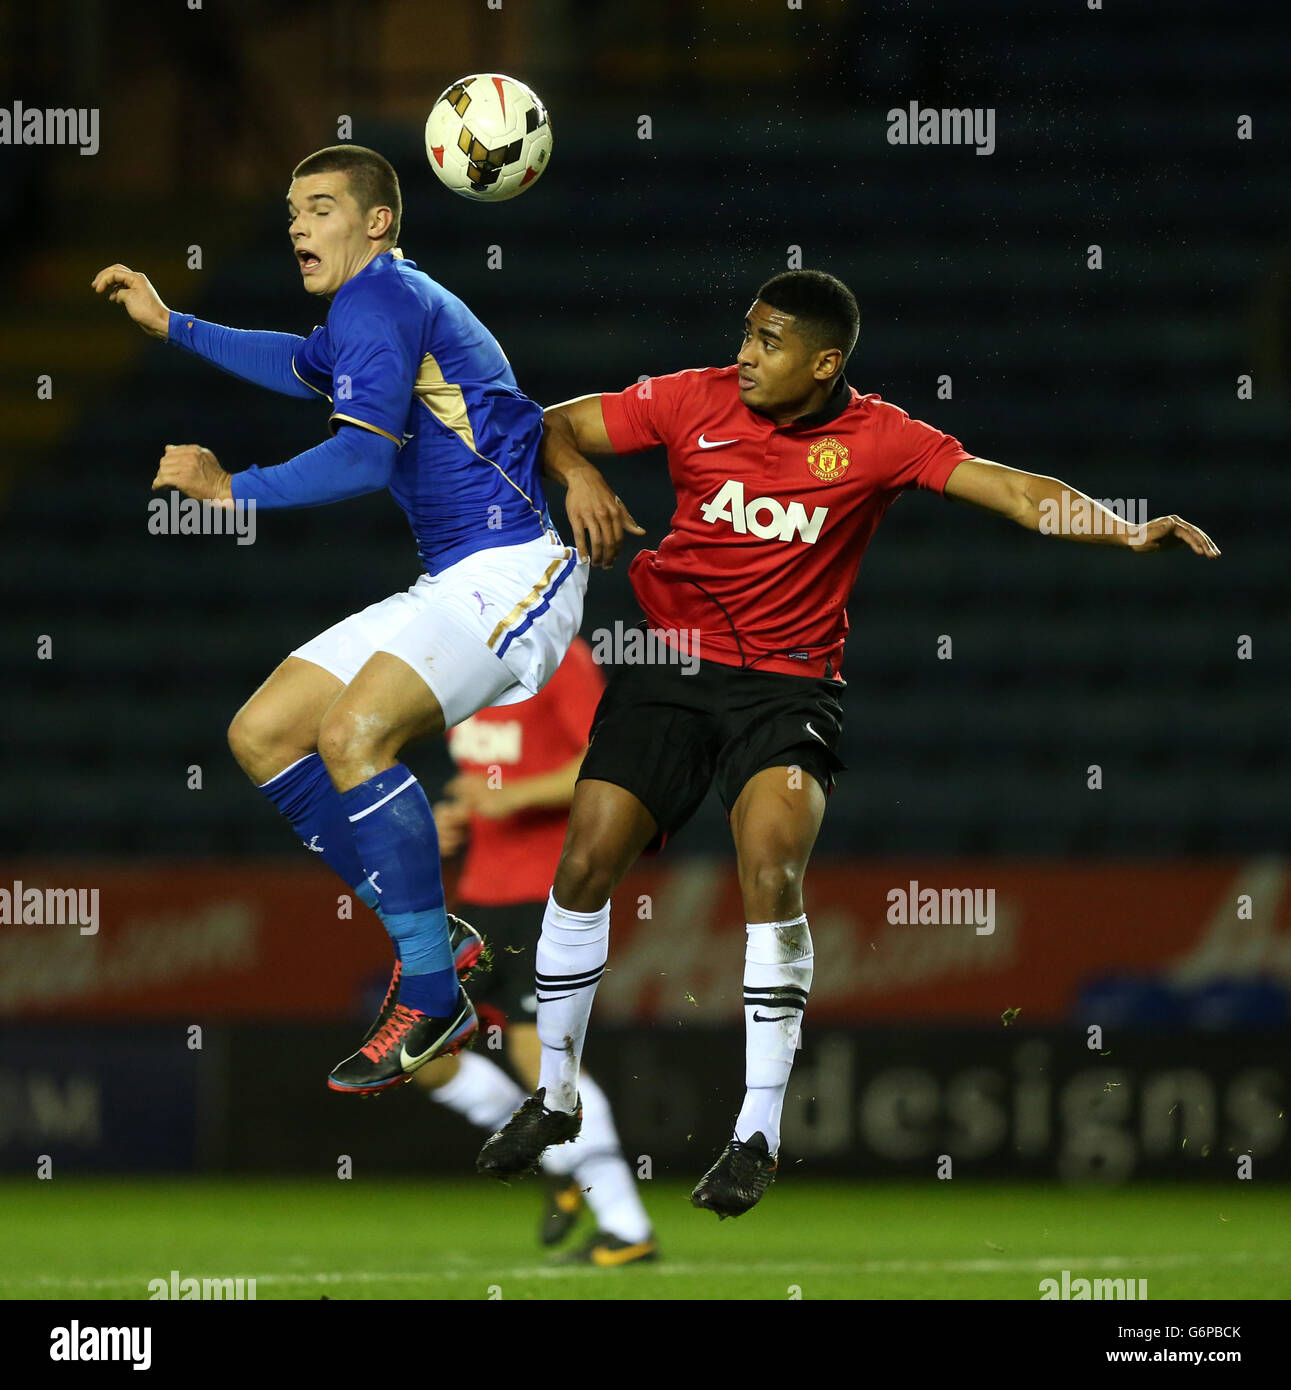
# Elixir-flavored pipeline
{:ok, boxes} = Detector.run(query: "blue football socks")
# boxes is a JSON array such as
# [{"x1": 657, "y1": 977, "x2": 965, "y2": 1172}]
[
  {"x1": 259, "y1": 753, "x2": 374, "y2": 902},
  {"x1": 340, "y1": 763, "x2": 457, "y2": 1017}
]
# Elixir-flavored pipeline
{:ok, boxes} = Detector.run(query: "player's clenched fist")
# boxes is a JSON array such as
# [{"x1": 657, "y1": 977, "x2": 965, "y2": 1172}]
[
  {"x1": 153, "y1": 444, "x2": 233, "y2": 503},
  {"x1": 91, "y1": 264, "x2": 170, "y2": 339}
]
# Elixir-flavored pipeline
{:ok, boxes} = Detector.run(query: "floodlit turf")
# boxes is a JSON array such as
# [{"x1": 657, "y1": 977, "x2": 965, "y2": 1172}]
[{"x1": 0, "y1": 1178, "x2": 1288, "y2": 1300}]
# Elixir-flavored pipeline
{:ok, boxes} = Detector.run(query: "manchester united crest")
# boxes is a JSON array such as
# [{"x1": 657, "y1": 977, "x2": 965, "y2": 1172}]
[{"x1": 807, "y1": 437, "x2": 850, "y2": 482}]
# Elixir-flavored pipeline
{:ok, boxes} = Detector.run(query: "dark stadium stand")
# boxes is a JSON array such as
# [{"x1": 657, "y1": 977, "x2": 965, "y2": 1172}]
[{"x1": 2, "y1": 0, "x2": 1286, "y2": 860}]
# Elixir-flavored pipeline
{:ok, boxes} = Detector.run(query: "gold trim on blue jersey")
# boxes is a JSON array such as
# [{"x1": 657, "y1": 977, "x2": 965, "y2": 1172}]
[
  {"x1": 291, "y1": 357, "x2": 333, "y2": 403},
  {"x1": 415, "y1": 350, "x2": 477, "y2": 451},
  {"x1": 329, "y1": 412, "x2": 403, "y2": 447},
  {"x1": 414, "y1": 349, "x2": 545, "y2": 523}
]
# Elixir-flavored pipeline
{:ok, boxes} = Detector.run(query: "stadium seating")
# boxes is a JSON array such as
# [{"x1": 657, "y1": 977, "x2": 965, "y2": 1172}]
[{"x1": 2, "y1": 0, "x2": 1285, "y2": 862}]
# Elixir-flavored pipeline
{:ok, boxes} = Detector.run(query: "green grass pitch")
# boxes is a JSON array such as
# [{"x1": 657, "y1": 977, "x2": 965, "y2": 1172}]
[{"x1": 1, "y1": 1178, "x2": 1288, "y2": 1300}]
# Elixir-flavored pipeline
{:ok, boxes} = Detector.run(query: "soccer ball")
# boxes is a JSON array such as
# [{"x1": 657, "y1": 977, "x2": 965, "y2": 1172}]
[{"x1": 424, "y1": 73, "x2": 553, "y2": 202}]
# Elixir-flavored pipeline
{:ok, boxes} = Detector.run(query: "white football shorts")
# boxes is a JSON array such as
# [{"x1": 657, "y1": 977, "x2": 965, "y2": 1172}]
[{"x1": 291, "y1": 530, "x2": 589, "y2": 728}]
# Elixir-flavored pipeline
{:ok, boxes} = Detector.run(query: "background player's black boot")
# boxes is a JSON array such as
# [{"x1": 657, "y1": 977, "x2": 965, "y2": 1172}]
[
  {"x1": 690, "y1": 1131, "x2": 778, "y2": 1218},
  {"x1": 476, "y1": 1087, "x2": 582, "y2": 1177}
]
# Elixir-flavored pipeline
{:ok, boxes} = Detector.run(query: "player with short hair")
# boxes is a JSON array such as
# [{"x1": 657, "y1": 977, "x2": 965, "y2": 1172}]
[
  {"x1": 92, "y1": 144, "x2": 622, "y2": 1095},
  {"x1": 476, "y1": 267, "x2": 1220, "y2": 1215}
]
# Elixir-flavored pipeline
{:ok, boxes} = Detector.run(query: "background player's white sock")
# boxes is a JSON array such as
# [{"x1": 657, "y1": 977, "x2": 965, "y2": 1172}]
[
  {"x1": 427, "y1": 1051, "x2": 525, "y2": 1131},
  {"x1": 537, "y1": 1072, "x2": 652, "y2": 1243},
  {"x1": 430, "y1": 1053, "x2": 639, "y2": 1209},
  {"x1": 571, "y1": 1153, "x2": 653, "y2": 1244},
  {"x1": 535, "y1": 889, "x2": 609, "y2": 1114},
  {"x1": 735, "y1": 915, "x2": 814, "y2": 1155}
]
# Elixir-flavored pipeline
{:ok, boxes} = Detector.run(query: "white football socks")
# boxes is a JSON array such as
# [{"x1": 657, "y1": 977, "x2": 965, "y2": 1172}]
[
  {"x1": 429, "y1": 1048, "x2": 651, "y2": 1243},
  {"x1": 735, "y1": 915, "x2": 814, "y2": 1155},
  {"x1": 428, "y1": 1051, "x2": 526, "y2": 1132},
  {"x1": 540, "y1": 1072, "x2": 652, "y2": 1243},
  {"x1": 535, "y1": 890, "x2": 609, "y2": 1114}
]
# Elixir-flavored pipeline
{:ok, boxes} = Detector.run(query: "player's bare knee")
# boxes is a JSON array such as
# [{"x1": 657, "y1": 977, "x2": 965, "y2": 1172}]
[
  {"x1": 316, "y1": 707, "x2": 379, "y2": 784},
  {"x1": 553, "y1": 844, "x2": 615, "y2": 913},
  {"x1": 227, "y1": 705, "x2": 304, "y2": 784},
  {"x1": 741, "y1": 859, "x2": 803, "y2": 921},
  {"x1": 314, "y1": 712, "x2": 350, "y2": 776},
  {"x1": 226, "y1": 710, "x2": 254, "y2": 769}
]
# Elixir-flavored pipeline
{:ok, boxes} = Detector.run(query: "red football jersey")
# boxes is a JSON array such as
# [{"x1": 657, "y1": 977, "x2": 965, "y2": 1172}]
[
  {"x1": 601, "y1": 365, "x2": 973, "y2": 678},
  {"x1": 446, "y1": 637, "x2": 604, "y2": 905}
]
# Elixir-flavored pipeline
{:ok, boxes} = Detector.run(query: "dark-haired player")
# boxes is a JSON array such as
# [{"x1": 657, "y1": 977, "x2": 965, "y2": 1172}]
[
  {"x1": 478, "y1": 268, "x2": 1220, "y2": 1216},
  {"x1": 92, "y1": 144, "x2": 620, "y2": 1095}
]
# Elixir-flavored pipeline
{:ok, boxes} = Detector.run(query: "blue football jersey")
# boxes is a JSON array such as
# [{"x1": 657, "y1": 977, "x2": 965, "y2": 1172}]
[{"x1": 291, "y1": 250, "x2": 550, "y2": 574}]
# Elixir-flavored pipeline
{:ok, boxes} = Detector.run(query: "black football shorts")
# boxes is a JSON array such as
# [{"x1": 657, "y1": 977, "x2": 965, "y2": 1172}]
[
  {"x1": 576, "y1": 629, "x2": 847, "y2": 852},
  {"x1": 454, "y1": 899, "x2": 545, "y2": 1023}
]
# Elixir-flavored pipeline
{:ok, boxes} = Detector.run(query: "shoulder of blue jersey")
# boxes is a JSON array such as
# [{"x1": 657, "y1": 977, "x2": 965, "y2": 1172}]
[{"x1": 330, "y1": 255, "x2": 450, "y2": 334}]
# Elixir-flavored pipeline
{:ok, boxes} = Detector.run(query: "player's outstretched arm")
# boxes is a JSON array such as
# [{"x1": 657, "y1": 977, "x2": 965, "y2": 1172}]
[
  {"x1": 942, "y1": 458, "x2": 1220, "y2": 557},
  {"x1": 542, "y1": 395, "x2": 644, "y2": 570},
  {"x1": 151, "y1": 426, "x2": 397, "y2": 510},
  {"x1": 91, "y1": 264, "x2": 169, "y2": 338},
  {"x1": 92, "y1": 262, "x2": 315, "y2": 400}
]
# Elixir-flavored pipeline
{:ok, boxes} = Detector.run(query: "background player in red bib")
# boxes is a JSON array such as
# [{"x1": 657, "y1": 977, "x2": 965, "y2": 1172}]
[
  {"x1": 411, "y1": 637, "x2": 656, "y2": 1264},
  {"x1": 478, "y1": 268, "x2": 1219, "y2": 1217}
]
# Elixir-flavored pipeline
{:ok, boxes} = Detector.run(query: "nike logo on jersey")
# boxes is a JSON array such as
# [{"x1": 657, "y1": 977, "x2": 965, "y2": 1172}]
[
  {"x1": 805, "y1": 721, "x2": 826, "y2": 744},
  {"x1": 752, "y1": 1010, "x2": 798, "y2": 1023},
  {"x1": 305, "y1": 835, "x2": 325, "y2": 853},
  {"x1": 697, "y1": 433, "x2": 740, "y2": 449},
  {"x1": 701, "y1": 479, "x2": 829, "y2": 544}
]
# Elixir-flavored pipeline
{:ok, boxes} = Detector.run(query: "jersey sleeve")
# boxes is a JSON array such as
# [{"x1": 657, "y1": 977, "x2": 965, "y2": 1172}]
[
  {"x1": 291, "y1": 326, "x2": 336, "y2": 401},
  {"x1": 599, "y1": 368, "x2": 702, "y2": 454},
  {"x1": 549, "y1": 638, "x2": 606, "y2": 744},
  {"x1": 167, "y1": 313, "x2": 316, "y2": 399},
  {"x1": 325, "y1": 286, "x2": 424, "y2": 445},
  {"x1": 229, "y1": 425, "x2": 397, "y2": 509},
  {"x1": 878, "y1": 404, "x2": 974, "y2": 494}
]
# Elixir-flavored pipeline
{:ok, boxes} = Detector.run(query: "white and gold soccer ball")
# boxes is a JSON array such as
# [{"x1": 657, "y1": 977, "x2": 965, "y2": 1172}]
[{"x1": 424, "y1": 73, "x2": 553, "y2": 202}]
